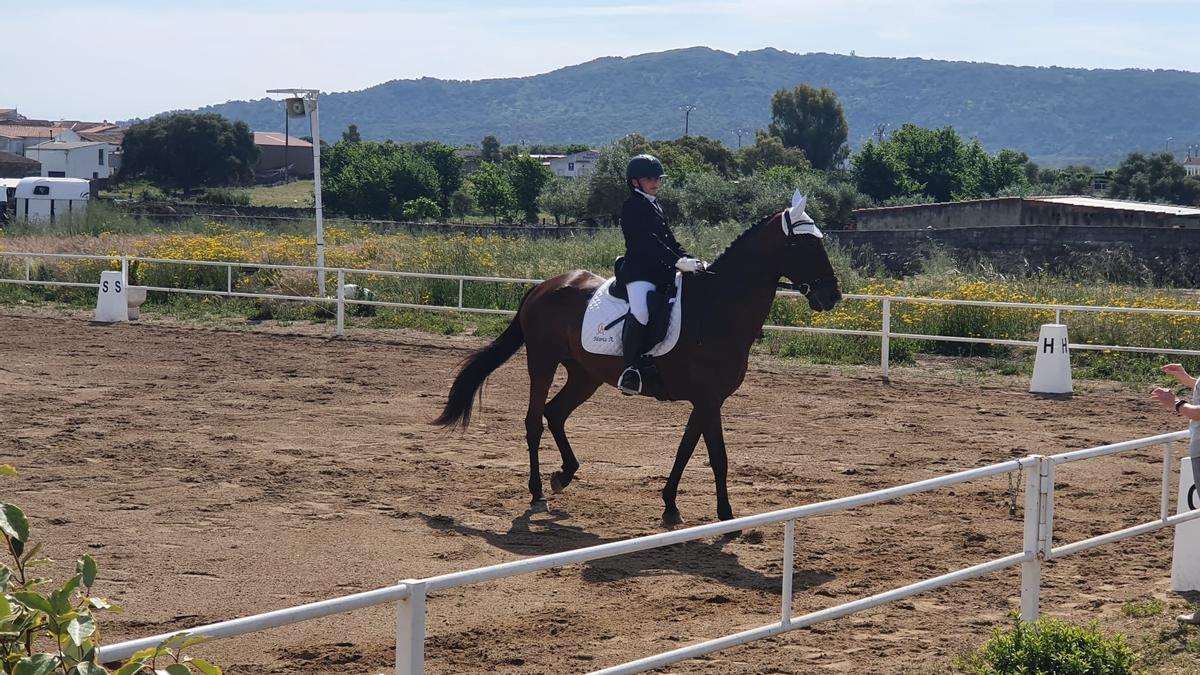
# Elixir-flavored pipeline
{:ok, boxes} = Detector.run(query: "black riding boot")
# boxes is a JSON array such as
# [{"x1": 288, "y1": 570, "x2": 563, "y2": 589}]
[{"x1": 618, "y1": 315, "x2": 646, "y2": 395}]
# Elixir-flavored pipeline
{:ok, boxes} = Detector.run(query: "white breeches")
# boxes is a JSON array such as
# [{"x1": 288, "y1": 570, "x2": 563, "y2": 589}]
[{"x1": 627, "y1": 280, "x2": 655, "y2": 325}]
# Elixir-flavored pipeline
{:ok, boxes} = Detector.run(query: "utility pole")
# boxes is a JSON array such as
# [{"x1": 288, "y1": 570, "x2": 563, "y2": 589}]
[
  {"x1": 734, "y1": 128, "x2": 748, "y2": 148},
  {"x1": 875, "y1": 122, "x2": 889, "y2": 143},
  {"x1": 268, "y1": 87, "x2": 325, "y2": 295},
  {"x1": 680, "y1": 105, "x2": 696, "y2": 137}
]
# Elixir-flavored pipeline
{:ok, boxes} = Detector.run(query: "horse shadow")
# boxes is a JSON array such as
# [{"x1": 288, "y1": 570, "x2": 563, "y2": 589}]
[{"x1": 419, "y1": 510, "x2": 834, "y2": 594}]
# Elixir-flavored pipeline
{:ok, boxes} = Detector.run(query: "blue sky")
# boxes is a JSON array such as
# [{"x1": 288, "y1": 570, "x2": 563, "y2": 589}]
[{"x1": 8, "y1": 0, "x2": 1198, "y2": 121}]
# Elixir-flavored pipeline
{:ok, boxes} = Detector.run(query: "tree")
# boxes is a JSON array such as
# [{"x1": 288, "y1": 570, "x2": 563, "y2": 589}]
[
  {"x1": 886, "y1": 124, "x2": 971, "y2": 202},
  {"x1": 585, "y1": 134, "x2": 652, "y2": 223},
  {"x1": 851, "y1": 139, "x2": 916, "y2": 202},
  {"x1": 469, "y1": 162, "x2": 515, "y2": 222},
  {"x1": 121, "y1": 112, "x2": 259, "y2": 191},
  {"x1": 505, "y1": 155, "x2": 552, "y2": 223},
  {"x1": 653, "y1": 135, "x2": 736, "y2": 177},
  {"x1": 767, "y1": 84, "x2": 849, "y2": 171},
  {"x1": 1107, "y1": 152, "x2": 1200, "y2": 205},
  {"x1": 481, "y1": 135, "x2": 501, "y2": 163},
  {"x1": 736, "y1": 131, "x2": 811, "y2": 174},
  {"x1": 322, "y1": 140, "x2": 440, "y2": 218},
  {"x1": 538, "y1": 177, "x2": 589, "y2": 224},
  {"x1": 341, "y1": 124, "x2": 362, "y2": 143},
  {"x1": 411, "y1": 141, "x2": 464, "y2": 213},
  {"x1": 977, "y1": 148, "x2": 1031, "y2": 197},
  {"x1": 449, "y1": 188, "x2": 475, "y2": 223}
]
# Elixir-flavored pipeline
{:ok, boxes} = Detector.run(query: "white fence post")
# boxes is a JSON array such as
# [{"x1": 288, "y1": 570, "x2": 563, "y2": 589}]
[
  {"x1": 1161, "y1": 442, "x2": 1173, "y2": 521},
  {"x1": 1040, "y1": 460, "x2": 1055, "y2": 561},
  {"x1": 395, "y1": 580, "x2": 426, "y2": 675},
  {"x1": 227, "y1": 264, "x2": 233, "y2": 295},
  {"x1": 1020, "y1": 457, "x2": 1044, "y2": 621},
  {"x1": 336, "y1": 270, "x2": 346, "y2": 337},
  {"x1": 457, "y1": 278, "x2": 464, "y2": 309},
  {"x1": 881, "y1": 297, "x2": 891, "y2": 382},
  {"x1": 782, "y1": 520, "x2": 795, "y2": 625},
  {"x1": 121, "y1": 255, "x2": 128, "y2": 285},
  {"x1": 24, "y1": 257, "x2": 31, "y2": 282}
]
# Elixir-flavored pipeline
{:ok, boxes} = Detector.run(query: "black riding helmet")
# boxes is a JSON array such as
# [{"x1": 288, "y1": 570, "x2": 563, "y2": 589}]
[{"x1": 626, "y1": 154, "x2": 666, "y2": 182}]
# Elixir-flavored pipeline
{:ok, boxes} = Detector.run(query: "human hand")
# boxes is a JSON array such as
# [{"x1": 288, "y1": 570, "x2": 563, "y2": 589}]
[
  {"x1": 1162, "y1": 363, "x2": 1190, "y2": 382},
  {"x1": 675, "y1": 257, "x2": 705, "y2": 273},
  {"x1": 1151, "y1": 386, "x2": 1178, "y2": 411}
]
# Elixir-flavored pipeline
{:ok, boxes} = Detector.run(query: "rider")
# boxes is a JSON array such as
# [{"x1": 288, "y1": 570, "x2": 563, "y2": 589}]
[{"x1": 618, "y1": 153, "x2": 705, "y2": 395}]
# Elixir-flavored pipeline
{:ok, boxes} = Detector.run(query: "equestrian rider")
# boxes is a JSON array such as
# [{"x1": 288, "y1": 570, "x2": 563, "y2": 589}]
[{"x1": 618, "y1": 154, "x2": 706, "y2": 395}]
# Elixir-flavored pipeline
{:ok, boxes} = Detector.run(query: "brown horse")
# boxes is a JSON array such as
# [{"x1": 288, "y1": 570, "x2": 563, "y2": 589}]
[{"x1": 433, "y1": 208, "x2": 842, "y2": 526}]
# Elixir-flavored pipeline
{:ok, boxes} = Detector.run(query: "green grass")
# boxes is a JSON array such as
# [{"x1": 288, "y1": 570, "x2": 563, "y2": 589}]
[
  {"x1": 1121, "y1": 599, "x2": 1167, "y2": 618},
  {"x1": 246, "y1": 180, "x2": 315, "y2": 208}
]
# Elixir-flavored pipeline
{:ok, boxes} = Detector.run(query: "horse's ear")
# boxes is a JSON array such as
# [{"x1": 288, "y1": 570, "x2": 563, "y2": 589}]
[{"x1": 791, "y1": 189, "x2": 806, "y2": 213}]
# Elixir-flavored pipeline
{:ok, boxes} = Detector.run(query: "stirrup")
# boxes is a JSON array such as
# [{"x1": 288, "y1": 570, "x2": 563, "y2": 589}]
[{"x1": 618, "y1": 366, "x2": 642, "y2": 396}]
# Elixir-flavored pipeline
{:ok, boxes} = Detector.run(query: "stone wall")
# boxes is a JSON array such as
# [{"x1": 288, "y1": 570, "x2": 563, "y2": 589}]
[
  {"x1": 829, "y1": 225, "x2": 1200, "y2": 284},
  {"x1": 854, "y1": 197, "x2": 1200, "y2": 231}
]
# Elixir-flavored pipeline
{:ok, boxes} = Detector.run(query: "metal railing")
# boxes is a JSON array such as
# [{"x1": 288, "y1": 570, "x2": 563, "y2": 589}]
[
  {"x1": 94, "y1": 430, "x2": 1198, "y2": 672},
  {"x1": 6, "y1": 251, "x2": 1200, "y2": 377}
]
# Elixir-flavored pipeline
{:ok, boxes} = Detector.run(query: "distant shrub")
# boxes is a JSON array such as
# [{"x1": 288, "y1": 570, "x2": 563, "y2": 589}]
[{"x1": 195, "y1": 188, "x2": 251, "y2": 206}]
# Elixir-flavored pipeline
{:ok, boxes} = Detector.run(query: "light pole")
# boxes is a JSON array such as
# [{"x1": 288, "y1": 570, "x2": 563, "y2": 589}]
[
  {"x1": 268, "y1": 88, "x2": 326, "y2": 295},
  {"x1": 734, "y1": 128, "x2": 748, "y2": 148},
  {"x1": 1166, "y1": 136, "x2": 1174, "y2": 153},
  {"x1": 679, "y1": 104, "x2": 696, "y2": 137}
]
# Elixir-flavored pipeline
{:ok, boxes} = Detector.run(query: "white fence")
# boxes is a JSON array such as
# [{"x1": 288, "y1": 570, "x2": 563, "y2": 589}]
[
  {"x1": 92, "y1": 430, "x2": 1200, "y2": 672},
  {"x1": 5, "y1": 251, "x2": 1200, "y2": 381}
]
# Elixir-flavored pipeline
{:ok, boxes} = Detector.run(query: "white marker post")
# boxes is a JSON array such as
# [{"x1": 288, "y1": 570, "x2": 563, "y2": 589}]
[
  {"x1": 94, "y1": 270, "x2": 128, "y2": 323},
  {"x1": 1171, "y1": 457, "x2": 1199, "y2": 591},
  {"x1": 1030, "y1": 324, "x2": 1072, "y2": 394}
]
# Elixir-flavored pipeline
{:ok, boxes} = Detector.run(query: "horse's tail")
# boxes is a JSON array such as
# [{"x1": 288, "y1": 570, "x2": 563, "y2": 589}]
[{"x1": 432, "y1": 290, "x2": 531, "y2": 429}]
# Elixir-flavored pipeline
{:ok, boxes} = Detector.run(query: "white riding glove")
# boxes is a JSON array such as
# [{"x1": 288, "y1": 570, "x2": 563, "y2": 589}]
[{"x1": 675, "y1": 257, "x2": 706, "y2": 273}]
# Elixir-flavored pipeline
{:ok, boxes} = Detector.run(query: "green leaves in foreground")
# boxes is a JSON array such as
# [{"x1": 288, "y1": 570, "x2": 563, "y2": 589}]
[
  {"x1": 1, "y1": 467, "x2": 221, "y2": 674},
  {"x1": 963, "y1": 614, "x2": 1140, "y2": 674}
]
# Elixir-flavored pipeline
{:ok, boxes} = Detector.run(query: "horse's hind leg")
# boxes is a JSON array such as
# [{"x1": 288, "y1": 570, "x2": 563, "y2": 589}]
[
  {"x1": 524, "y1": 355, "x2": 558, "y2": 512},
  {"x1": 544, "y1": 361, "x2": 602, "y2": 494}
]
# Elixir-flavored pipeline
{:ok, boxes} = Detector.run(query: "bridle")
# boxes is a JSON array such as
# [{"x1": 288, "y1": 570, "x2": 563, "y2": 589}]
[{"x1": 776, "y1": 209, "x2": 837, "y2": 297}]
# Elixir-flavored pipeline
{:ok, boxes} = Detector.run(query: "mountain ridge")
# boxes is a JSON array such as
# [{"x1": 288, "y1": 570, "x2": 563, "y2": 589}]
[{"x1": 194, "y1": 47, "x2": 1200, "y2": 166}]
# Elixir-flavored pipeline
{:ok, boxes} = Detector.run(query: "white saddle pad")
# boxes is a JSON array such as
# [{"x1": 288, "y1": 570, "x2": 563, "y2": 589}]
[{"x1": 581, "y1": 273, "x2": 683, "y2": 357}]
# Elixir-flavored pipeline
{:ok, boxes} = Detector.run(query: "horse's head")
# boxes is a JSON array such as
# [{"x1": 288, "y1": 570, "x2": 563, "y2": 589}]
[{"x1": 775, "y1": 191, "x2": 841, "y2": 312}]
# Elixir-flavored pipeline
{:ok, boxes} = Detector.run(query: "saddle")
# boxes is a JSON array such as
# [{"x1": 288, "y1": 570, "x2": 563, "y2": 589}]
[{"x1": 610, "y1": 256, "x2": 676, "y2": 351}]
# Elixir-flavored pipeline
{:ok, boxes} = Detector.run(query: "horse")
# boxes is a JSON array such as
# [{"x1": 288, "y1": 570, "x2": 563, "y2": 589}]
[{"x1": 433, "y1": 199, "x2": 842, "y2": 526}]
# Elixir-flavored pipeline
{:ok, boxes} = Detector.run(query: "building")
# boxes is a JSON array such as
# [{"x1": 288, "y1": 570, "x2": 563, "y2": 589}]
[
  {"x1": 0, "y1": 126, "x2": 77, "y2": 157},
  {"x1": 0, "y1": 151, "x2": 41, "y2": 178},
  {"x1": 548, "y1": 150, "x2": 598, "y2": 178},
  {"x1": 1184, "y1": 157, "x2": 1200, "y2": 178},
  {"x1": 25, "y1": 140, "x2": 117, "y2": 180},
  {"x1": 253, "y1": 131, "x2": 313, "y2": 179}
]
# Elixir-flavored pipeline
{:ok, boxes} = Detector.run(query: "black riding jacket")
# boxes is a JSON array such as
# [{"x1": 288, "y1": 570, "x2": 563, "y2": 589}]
[{"x1": 619, "y1": 192, "x2": 691, "y2": 287}]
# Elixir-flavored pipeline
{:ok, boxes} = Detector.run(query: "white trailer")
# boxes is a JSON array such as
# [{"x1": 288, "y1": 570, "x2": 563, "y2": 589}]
[{"x1": 13, "y1": 177, "x2": 89, "y2": 222}]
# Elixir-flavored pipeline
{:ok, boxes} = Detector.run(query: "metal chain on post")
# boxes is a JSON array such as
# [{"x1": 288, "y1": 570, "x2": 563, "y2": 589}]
[{"x1": 1008, "y1": 461, "x2": 1023, "y2": 518}]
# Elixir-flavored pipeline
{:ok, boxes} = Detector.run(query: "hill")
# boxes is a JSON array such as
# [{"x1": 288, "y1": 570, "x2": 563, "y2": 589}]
[{"x1": 196, "y1": 47, "x2": 1200, "y2": 166}]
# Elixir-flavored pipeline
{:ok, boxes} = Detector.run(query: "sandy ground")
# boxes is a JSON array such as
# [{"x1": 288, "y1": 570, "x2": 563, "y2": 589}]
[{"x1": 2, "y1": 309, "x2": 1198, "y2": 674}]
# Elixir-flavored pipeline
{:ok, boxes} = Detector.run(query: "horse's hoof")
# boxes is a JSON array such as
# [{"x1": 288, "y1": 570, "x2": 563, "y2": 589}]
[
  {"x1": 718, "y1": 508, "x2": 735, "y2": 522},
  {"x1": 550, "y1": 471, "x2": 568, "y2": 494},
  {"x1": 661, "y1": 509, "x2": 684, "y2": 529},
  {"x1": 531, "y1": 498, "x2": 549, "y2": 513}
]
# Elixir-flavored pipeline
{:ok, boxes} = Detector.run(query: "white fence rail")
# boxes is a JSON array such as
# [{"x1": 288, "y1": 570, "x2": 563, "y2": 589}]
[
  {"x1": 95, "y1": 430, "x2": 1199, "y2": 673},
  {"x1": 6, "y1": 251, "x2": 1200, "y2": 381}
]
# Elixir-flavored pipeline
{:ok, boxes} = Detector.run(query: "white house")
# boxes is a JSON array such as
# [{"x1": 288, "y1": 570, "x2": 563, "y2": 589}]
[
  {"x1": 548, "y1": 150, "x2": 599, "y2": 178},
  {"x1": 1184, "y1": 157, "x2": 1200, "y2": 178},
  {"x1": 25, "y1": 140, "x2": 116, "y2": 180},
  {"x1": 0, "y1": 126, "x2": 77, "y2": 156},
  {"x1": 13, "y1": 176, "x2": 89, "y2": 222}
]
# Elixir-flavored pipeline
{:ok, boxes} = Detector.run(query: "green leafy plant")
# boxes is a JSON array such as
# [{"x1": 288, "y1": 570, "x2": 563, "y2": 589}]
[
  {"x1": 962, "y1": 614, "x2": 1140, "y2": 674},
  {"x1": 1, "y1": 465, "x2": 221, "y2": 675}
]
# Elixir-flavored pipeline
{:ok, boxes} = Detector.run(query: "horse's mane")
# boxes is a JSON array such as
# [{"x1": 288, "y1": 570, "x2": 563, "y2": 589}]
[{"x1": 713, "y1": 211, "x2": 778, "y2": 265}]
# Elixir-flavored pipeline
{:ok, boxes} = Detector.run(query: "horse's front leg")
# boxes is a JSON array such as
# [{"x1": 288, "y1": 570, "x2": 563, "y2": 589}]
[
  {"x1": 661, "y1": 406, "x2": 708, "y2": 528},
  {"x1": 701, "y1": 409, "x2": 733, "y2": 521}
]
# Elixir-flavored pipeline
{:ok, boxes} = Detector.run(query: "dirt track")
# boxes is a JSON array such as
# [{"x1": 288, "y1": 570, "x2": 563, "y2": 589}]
[{"x1": 2, "y1": 309, "x2": 1196, "y2": 673}]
